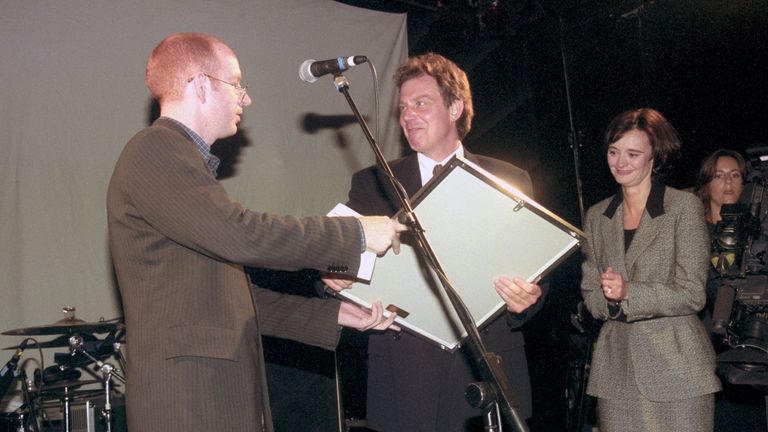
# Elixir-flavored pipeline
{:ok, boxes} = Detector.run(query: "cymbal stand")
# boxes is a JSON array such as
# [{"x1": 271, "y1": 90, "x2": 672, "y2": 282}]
[
  {"x1": 61, "y1": 388, "x2": 74, "y2": 432},
  {"x1": 111, "y1": 339, "x2": 126, "y2": 377},
  {"x1": 67, "y1": 335, "x2": 125, "y2": 384},
  {"x1": 68, "y1": 335, "x2": 125, "y2": 432},
  {"x1": 99, "y1": 364, "x2": 116, "y2": 432}
]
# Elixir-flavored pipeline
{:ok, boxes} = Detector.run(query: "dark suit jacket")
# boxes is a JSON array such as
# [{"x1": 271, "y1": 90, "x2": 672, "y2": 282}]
[
  {"x1": 107, "y1": 118, "x2": 361, "y2": 432},
  {"x1": 247, "y1": 268, "x2": 340, "y2": 432},
  {"x1": 581, "y1": 183, "x2": 721, "y2": 402},
  {"x1": 346, "y1": 151, "x2": 539, "y2": 432}
]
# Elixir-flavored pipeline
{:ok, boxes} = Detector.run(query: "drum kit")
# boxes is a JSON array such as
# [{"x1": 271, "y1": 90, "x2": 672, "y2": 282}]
[{"x1": 0, "y1": 307, "x2": 125, "y2": 432}]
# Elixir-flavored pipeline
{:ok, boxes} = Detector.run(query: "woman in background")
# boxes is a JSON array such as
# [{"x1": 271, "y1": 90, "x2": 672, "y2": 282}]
[
  {"x1": 581, "y1": 108, "x2": 721, "y2": 431},
  {"x1": 695, "y1": 149, "x2": 746, "y2": 227},
  {"x1": 693, "y1": 149, "x2": 768, "y2": 432},
  {"x1": 694, "y1": 149, "x2": 746, "y2": 330}
]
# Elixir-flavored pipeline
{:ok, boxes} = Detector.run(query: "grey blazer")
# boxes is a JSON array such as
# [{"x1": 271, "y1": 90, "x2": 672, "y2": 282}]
[{"x1": 581, "y1": 183, "x2": 721, "y2": 401}]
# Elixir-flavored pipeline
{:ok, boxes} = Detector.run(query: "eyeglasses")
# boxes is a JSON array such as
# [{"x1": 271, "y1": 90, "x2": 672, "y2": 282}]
[{"x1": 188, "y1": 73, "x2": 248, "y2": 104}]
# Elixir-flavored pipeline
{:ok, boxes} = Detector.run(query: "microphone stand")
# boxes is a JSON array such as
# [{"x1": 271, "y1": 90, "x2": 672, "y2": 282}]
[
  {"x1": 557, "y1": 14, "x2": 585, "y2": 225},
  {"x1": 331, "y1": 73, "x2": 529, "y2": 432}
]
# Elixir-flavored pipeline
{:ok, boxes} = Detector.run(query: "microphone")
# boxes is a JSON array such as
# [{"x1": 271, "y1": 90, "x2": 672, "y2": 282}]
[
  {"x1": 0, "y1": 339, "x2": 28, "y2": 399},
  {"x1": 299, "y1": 55, "x2": 368, "y2": 83}
]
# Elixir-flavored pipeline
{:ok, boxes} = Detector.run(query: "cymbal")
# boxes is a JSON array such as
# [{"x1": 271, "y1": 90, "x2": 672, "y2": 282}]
[
  {"x1": 37, "y1": 389, "x2": 106, "y2": 402},
  {"x1": 38, "y1": 390, "x2": 124, "y2": 408},
  {"x1": 3, "y1": 333, "x2": 98, "y2": 350},
  {"x1": 33, "y1": 379, "x2": 101, "y2": 393},
  {"x1": 2, "y1": 318, "x2": 121, "y2": 336}
]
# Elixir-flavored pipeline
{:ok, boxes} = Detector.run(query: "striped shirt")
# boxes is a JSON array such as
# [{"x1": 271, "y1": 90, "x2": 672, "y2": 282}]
[{"x1": 160, "y1": 116, "x2": 221, "y2": 178}]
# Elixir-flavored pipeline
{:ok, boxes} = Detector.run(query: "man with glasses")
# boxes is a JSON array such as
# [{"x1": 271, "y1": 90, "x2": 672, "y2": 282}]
[{"x1": 107, "y1": 32, "x2": 405, "y2": 432}]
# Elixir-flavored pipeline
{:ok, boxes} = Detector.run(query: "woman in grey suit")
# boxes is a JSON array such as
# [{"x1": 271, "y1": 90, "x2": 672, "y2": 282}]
[{"x1": 581, "y1": 108, "x2": 721, "y2": 431}]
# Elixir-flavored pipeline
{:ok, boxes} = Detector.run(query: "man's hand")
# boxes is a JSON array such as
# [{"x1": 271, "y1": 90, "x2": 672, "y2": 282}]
[
  {"x1": 322, "y1": 275, "x2": 354, "y2": 292},
  {"x1": 338, "y1": 300, "x2": 400, "y2": 332},
  {"x1": 494, "y1": 276, "x2": 542, "y2": 313},
  {"x1": 359, "y1": 216, "x2": 408, "y2": 255}
]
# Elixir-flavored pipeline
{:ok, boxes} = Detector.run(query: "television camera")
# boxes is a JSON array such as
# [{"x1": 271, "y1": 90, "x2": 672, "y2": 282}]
[{"x1": 711, "y1": 146, "x2": 768, "y2": 386}]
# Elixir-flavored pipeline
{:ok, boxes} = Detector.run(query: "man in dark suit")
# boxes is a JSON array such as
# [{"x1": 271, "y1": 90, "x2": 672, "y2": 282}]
[
  {"x1": 324, "y1": 53, "x2": 544, "y2": 431},
  {"x1": 106, "y1": 32, "x2": 405, "y2": 432}
]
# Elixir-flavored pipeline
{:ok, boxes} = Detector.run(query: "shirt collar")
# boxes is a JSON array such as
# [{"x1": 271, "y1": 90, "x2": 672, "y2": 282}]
[
  {"x1": 603, "y1": 180, "x2": 666, "y2": 219},
  {"x1": 417, "y1": 144, "x2": 464, "y2": 186},
  {"x1": 158, "y1": 116, "x2": 220, "y2": 177}
]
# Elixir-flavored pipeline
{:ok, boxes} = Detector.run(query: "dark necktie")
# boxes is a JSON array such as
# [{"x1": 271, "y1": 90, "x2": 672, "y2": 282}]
[{"x1": 432, "y1": 164, "x2": 443, "y2": 177}]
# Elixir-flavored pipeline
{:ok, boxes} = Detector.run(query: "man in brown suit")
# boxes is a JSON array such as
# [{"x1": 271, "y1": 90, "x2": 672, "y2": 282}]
[{"x1": 107, "y1": 32, "x2": 404, "y2": 432}]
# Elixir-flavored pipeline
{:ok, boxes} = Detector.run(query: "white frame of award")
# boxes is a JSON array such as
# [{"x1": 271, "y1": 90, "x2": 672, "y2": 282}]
[{"x1": 338, "y1": 156, "x2": 585, "y2": 351}]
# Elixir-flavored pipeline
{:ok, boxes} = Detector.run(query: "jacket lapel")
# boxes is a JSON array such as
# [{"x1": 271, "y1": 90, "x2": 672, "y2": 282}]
[
  {"x1": 381, "y1": 150, "x2": 481, "y2": 210},
  {"x1": 392, "y1": 154, "x2": 422, "y2": 198},
  {"x1": 373, "y1": 154, "x2": 422, "y2": 214},
  {"x1": 599, "y1": 182, "x2": 667, "y2": 279},
  {"x1": 625, "y1": 183, "x2": 667, "y2": 277},
  {"x1": 601, "y1": 207, "x2": 629, "y2": 277},
  {"x1": 624, "y1": 211, "x2": 664, "y2": 277}
]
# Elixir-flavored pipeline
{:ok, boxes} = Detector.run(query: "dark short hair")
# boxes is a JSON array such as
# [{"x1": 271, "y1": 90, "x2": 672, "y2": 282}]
[
  {"x1": 603, "y1": 108, "x2": 681, "y2": 179},
  {"x1": 394, "y1": 52, "x2": 473, "y2": 139},
  {"x1": 694, "y1": 149, "x2": 747, "y2": 218}
]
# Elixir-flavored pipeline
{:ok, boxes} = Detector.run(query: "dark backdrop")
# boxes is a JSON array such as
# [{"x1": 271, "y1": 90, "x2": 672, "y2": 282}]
[
  {"x1": 337, "y1": 1, "x2": 768, "y2": 430},
  {"x1": 340, "y1": 0, "x2": 768, "y2": 220}
]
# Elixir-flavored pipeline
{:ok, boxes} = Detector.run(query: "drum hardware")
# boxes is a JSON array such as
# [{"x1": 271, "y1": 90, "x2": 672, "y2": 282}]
[
  {"x1": 33, "y1": 365, "x2": 81, "y2": 389},
  {"x1": 0, "y1": 408, "x2": 29, "y2": 432},
  {"x1": 29, "y1": 375, "x2": 115, "y2": 431},
  {"x1": 0, "y1": 338, "x2": 40, "y2": 432},
  {"x1": 1, "y1": 319, "x2": 120, "y2": 338},
  {"x1": 2, "y1": 307, "x2": 122, "y2": 338},
  {"x1": 33, "y1": 380, "x2": 100, "y2": 395},
  {"x1": 67, "y1": 336, "x2": 124, "y2": 432},
  {"x1": 29, "y1": 380, "x2": 100, "y2": 432},
  {"x1": 34, "y1": 333, "x2": 124, "y2": 432},
  {"x1": 54, "y1": 385, "x2": 79, "y2": 432},
  {"x1": 0, "y1": 340, "x2": 29, "y2": 406},
  {"x1": 37, "y1": 392, "x2": 124, "y2": 432},
  {"x1": 4, "y1": 334, "x2": 100, "y2": 351},
  {"x1": 14, "y1": 370, "x2": 38, "y2": 432},
  {"x1": 1, "y1": 308, "x2": 126, "y2": 432}
]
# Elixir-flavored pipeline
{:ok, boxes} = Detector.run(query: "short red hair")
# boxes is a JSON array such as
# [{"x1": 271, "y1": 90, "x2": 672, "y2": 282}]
[{"x1": 145, "y1": 32, "x2": 228, "y2": 103}]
